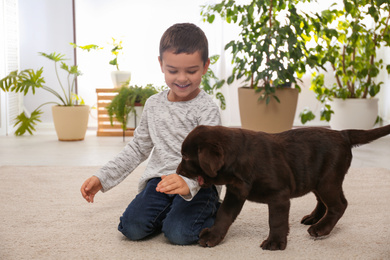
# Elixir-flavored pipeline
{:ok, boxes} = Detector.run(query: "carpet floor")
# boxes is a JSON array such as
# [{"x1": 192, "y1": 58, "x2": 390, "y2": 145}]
[{"x1": 0, "y1": 165, "x2": 389, "y2": 260}]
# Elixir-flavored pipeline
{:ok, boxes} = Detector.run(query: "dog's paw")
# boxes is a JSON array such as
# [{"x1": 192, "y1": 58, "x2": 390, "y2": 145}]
[
  {"x1": 198, "y1": 228, "x2": 224, "y2": 247},
  {"x1": 307, "y1": 224, "x2": 332, "y2": 238},
  {"x1": 260, "y1": 238, "x2": 287, "y2": 251},
  {"x1": 301, "y1": 214, "x2": 321, "y2": 225}
]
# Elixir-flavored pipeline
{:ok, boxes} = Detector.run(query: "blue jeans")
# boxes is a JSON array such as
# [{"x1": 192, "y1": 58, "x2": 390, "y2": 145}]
[{"x1": 118, "y1": 178, "x2": 220, "y2": 245}]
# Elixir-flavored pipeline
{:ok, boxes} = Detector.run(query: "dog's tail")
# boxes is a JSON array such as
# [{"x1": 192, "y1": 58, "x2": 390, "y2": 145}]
[{"x1": 342, "y1": 124, "x2": 390, "y2": 147}]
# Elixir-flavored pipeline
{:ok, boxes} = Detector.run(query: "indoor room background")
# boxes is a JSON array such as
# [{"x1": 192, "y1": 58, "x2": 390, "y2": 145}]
[{"x1": 1, "y1": 0, "x2": 389, "y2": 135}]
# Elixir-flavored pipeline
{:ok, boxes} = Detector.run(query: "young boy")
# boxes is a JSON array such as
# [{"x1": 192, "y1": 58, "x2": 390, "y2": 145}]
[{"x1": 80, "y1": 23, "x2": 221, "y2": 245}]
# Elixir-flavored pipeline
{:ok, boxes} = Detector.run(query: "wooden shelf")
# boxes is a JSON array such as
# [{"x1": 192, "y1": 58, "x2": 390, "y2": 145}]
[{"x1": 96, "y1": 88, "x2": 135, "y2": 137}]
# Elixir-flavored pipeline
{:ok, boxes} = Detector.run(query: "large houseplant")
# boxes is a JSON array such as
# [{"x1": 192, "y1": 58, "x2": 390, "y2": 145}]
[
  {"x1": 300, "y1": 0, "x2": 390, "y2": 129},
  {"x1": 201, "y1": 0, "x2": 321, "y2": 132},
  {"x1": 0, "y1": 52, "x2": 89, "y2": 140}
]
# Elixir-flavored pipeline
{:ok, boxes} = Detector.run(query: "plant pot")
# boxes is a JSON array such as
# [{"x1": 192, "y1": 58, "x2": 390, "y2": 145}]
[
  {"x1": 126, "y1": 105, "x2": 144, "y2": 129},
  {"x1": 329, "y1": 98, "x2": 378, "y2": 130},
  {"x1": 52, "y1": 105, "x2": 90, "y2": 141},
  {"x1": 111, "y1": 71, "x2": 131, "y2": 88},
  {"x1": 238, "y1": 87, "x2": 299, "y2": 133}
]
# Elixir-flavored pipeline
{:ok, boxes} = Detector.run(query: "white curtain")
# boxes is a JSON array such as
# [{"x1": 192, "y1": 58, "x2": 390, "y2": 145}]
[{"x1": 0, "y1": 0, "x2": 22, "y2": 136}]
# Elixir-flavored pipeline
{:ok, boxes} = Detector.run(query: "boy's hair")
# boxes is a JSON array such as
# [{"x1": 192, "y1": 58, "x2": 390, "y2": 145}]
[{"x1": 159, "y1": 23, "x2": 209, "y2": 65}]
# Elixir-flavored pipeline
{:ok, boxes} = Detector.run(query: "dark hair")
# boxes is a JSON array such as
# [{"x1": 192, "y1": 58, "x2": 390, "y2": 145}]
[{"x1": 159, "y1": 23, "x2": 209, "y2": 64}]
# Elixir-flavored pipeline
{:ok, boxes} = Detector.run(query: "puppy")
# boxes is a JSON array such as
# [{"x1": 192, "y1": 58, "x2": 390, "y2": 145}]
[{"x1": 176, "y1": 125, "x2": 390, "y2": 250}]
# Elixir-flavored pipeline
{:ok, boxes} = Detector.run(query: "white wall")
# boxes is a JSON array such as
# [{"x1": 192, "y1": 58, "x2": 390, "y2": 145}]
[{"x1": 19, "y1": 0, "x2": 74, "y2": 124}]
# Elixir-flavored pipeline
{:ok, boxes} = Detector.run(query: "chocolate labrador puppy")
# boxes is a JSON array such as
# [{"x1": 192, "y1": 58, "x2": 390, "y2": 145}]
[{"x1": 176, "y1": 125, "x2": 390, "y2": 250}]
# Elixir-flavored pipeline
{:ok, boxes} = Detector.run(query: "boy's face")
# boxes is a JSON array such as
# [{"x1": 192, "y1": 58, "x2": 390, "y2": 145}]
[{"x1": 159, "y1": 50, "x2": 210, "y2": 102}]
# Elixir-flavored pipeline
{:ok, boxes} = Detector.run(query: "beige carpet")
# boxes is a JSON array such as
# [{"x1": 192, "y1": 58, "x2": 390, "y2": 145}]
[{"x1": 0, "y1": 165, "x2": 389, "y2": 260}]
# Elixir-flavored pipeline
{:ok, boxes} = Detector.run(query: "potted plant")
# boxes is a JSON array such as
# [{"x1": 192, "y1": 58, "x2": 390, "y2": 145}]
[
  {"x1": 72, "y1": 38, "x2": 131, "y2": 88},
  {"x1": 300, "y1": 0, "x2": 390, "y2": 129},
  {"x1": 108, "y1": 38, "x2": 131, "y2": 88},
  {"x1": 106, "y1": 83, "x2": 160, "y2": 141},
  {"x1": 0, "y1": 52, "x2": 89, "y2": 140},
  {"x1": 201, "y1": 0, "x2": 321, "y2": 132}
]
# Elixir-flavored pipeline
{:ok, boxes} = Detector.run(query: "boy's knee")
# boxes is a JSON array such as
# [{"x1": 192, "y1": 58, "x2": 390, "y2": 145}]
[
  {"x1": 162, "y1": 221, "x2": 198, "y2": 245},
  {"x1": 118, "y1": 216, "x2": 153, "y2": 241}
]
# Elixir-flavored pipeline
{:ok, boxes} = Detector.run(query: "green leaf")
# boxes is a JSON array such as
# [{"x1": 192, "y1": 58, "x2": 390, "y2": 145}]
[
  {"x1": 320, "y1": 106, "x2": 334, "y2": 122},
  {"x1": 109, "y1": 58, "x2": 117, "y2": 66},
  {"x1": 39, "y1": 52, "x2": 67, "y2": 62},
  {"x1": 1, "y1": 68, "x2": 46, "y2": 95},
  {"x1": 69, "y1": 65, "x2": 82, "y2": 76},
  {"x1": 208, "y1": 14, "x2": 215, "y2": 23},
  {"x1": 299, "y1": 108, "x2": 316, "y2": 124},
  {"x1": 216, "y1": 92, "x2": 226, "y2": 110},
  {"x1": 0, "y1": 70, "x2": 19, "y2": 92},
  {"x1": 60, "y1": 62, "x2": 70, "y2": 72},
  {"x1": 209, "y1": 54, "x2": 220, "y2": 65},
  {"x1": 70, "y1": 43, "x2": 101, "y2": 51},
  {"x1": 265, "y1": 96, "x2": 271, "y2": 105},
  {"x1": 227, "y1": 75, "x2": 235, "y2": 85},
  {"x1": 13, "y1": 109, "x2": 43, "y2": 136}
]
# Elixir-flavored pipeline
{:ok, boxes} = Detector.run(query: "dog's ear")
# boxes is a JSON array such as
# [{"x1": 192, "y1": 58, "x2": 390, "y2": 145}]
[{"x1": 198, "y1": 144, "x2": 224, "y2": 178}]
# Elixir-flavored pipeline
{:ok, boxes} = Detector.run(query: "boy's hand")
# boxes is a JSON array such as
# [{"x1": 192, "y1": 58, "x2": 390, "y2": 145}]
[
  {"x1": 156, "y1": 174, "x2": 190, "y2": 196},
  {"x1": 80, "y1": 176, "x2": 102, "y2": 203}
]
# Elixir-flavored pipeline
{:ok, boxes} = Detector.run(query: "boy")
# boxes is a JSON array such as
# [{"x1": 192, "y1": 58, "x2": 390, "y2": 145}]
[{"x1": 80, "y1": 23, "x2": 221, "y2": 245}]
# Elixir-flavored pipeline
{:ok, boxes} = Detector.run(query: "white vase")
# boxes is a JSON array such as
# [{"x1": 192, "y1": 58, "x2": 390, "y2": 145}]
[
  {"x1": 111, "y1": 71, "x2": 131, "y2": 88},
  {"x1": 329, "y1": 98, "x2": 378, "y2": 130}
]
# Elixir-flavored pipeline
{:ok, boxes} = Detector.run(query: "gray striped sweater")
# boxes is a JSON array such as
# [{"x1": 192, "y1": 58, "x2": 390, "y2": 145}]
[{"x1": 94, "y1": 89, "x2": 221, "y2": 200}]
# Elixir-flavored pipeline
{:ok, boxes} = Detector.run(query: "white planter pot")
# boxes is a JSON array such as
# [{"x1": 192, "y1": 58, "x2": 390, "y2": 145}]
[
  {"x1": 111, "y1": 71, "x2": 131, "y2": 88},
  {"x1": 126, "y1": 106, "x2": 143, "y2": 129},
  {"x1": 329, "y1": 98, "x2": 378, "y2": 130},
  {"x1": 52, "y1": 105, "x2": 90, "y2": 141}
]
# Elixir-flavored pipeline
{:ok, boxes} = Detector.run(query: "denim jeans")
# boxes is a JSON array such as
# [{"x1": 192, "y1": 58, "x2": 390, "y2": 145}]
[{"x1": 118, "y1": 177, "x2": 220, "y2": 245}]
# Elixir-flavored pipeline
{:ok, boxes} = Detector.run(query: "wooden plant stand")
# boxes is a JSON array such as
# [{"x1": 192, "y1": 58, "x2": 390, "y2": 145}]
[{"x1": 96, "y1": 88, "x2": 135, "y2": 137}]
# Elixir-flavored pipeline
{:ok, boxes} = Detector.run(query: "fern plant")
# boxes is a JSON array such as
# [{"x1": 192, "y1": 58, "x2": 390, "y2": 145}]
[
  {"x1": 0, "y1": 52, "x2": 83, "y2": 135},
  {"x1": 106, "y1": 84, "x2": 160, "y2": 141}
]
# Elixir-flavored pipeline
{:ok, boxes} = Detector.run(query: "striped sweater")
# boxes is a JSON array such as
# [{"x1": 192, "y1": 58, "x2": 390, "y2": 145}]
[{"x1": 94, "y1": 89, "x2": 221, "y2": 200}]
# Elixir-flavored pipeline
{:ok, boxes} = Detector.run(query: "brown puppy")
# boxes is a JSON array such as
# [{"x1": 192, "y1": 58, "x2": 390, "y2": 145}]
[{"x1": 177, "y1": 125, "x2": 390, "y2": 250}]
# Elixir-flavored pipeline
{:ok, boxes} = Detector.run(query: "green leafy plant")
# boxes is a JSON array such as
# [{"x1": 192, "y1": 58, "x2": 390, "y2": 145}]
[
  {"x1": 201, "y1": 0, "x2": 321, "y2": 104},
  {"x1": 106, "y1": 83, "x2": 161, "y2": 141},
  {"x1": 300, "y1": 0, "x2": 390, "y2": 124},
  {"x1": 201, "y1": 55, "x2": 226, "y2": 110},
  {"x1": 0, "y1": 52, "x2": 84, "y2": 135}
]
